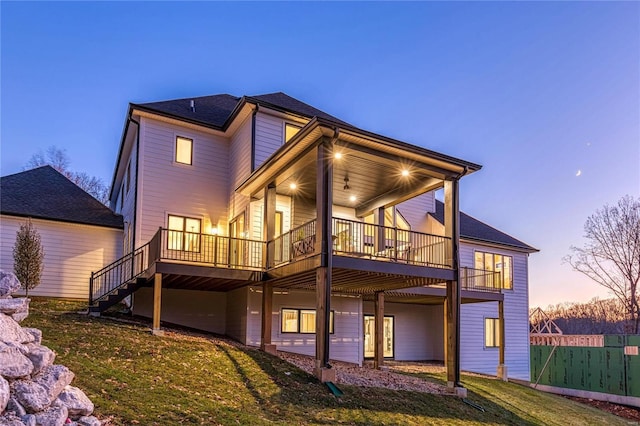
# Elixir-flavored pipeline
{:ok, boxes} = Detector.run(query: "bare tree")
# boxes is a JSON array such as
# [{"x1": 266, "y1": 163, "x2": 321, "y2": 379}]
[
  {"x1": 25, "y1": 146, "x2": 110, "y2": 205},
  {"x1": 565, "y1": 196, "x2": 640, "y2": 333},
  {"x1": 13, "y1": 219, "x2": 44, "y2": 297}
]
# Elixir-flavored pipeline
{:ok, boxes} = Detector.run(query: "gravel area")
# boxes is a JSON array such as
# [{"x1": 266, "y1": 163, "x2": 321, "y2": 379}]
[{"x1": 278, "y1": 351, "x2": 446, "y2": 394}]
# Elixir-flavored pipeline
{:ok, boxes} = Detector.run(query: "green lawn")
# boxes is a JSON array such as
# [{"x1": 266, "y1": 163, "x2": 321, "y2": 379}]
[{"x1": 21, "y1": 298, "x2": 627, "y2": 425}]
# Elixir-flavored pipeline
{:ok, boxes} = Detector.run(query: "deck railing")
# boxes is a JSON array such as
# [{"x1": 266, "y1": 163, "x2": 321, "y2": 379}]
[
  {"x1": 90, "y1": 228, "x2": 265, "y2": 304},
  {"x1": 268, "y1": 217, "x2": 451, "y2": 269},
  {"x1": 158, "y1": 228, "x2": 264, "y2": 269},
  {"x1": 460, "y1": 267, "x2": 503, "y2": 292}
]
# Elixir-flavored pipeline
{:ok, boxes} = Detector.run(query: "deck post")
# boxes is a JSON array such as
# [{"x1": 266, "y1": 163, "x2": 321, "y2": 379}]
[
  {"x1": 314, "y1": 137, "x2": 335, "y2": 383},
  {"x1": 152, "y1": 272, "x2": 164, "y2": 336},
  {"x1": 374, "y1": 291, "x2": 385, "y2": 370},
  {"x1": 497, "y1": 300, "x2": 508, "y2": 381},
  {"x1": 444, "y1": 178, "x2": 464, "y2": 396},
  {"x1": 263, "y1": 182, "x2": 276, "y2": 269},
  {"x1": 375, "y1": 207, "x2": 385, "y2": 253},
  {"x1": 261, "y1": 281, "x2": 276, "y2": 355}
]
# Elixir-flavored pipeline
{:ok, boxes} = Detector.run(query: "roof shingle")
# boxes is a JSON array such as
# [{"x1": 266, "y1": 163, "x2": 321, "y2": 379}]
[
  {"x1": 1, "y1": 166, "x2": 123, "y2": 229},
  {"x1": 135, "y1": 91, "x2": 350, "y2": 129},
  {"x1": 431, "y1": 200, "x2": 537, "y2": 252}
]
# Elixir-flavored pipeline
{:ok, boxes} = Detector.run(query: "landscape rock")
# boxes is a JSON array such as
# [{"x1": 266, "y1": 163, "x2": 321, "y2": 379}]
[
  {"x1": 5, "y1": 398, "x2": 26, "y2": 417},
  {"x1": 0, "y1": 412, "x2": 26, "y2": 426},
  {"x1": 0, "y1": 376, "x2": 9, "y2": 413},
  {"x1": 20, "y1": 414, "x2": 34, "y2": 426},
  {"x1": 10, "y1": 312, "x2": 29, "y2": 324},
  {"x1": 55, "y1": 387, "x2": 93, "y2": 419},
  {"x1": 22, "y1": 330, "x2": 42, "y2": 346},
  {"x1": 0, "y1": 272, "x2": 21, "y2": 299},
  {"x1": 0, "y1": 343, "x2": 34, "y2": 379},
  {"x1": 76, "y1": 416, "x2": 100, "y2": 426},
  {"x1": 0, "y1": 299, "x2": 29, "y2": 317},
  {"x1": 33, "y1": 405, "x2": 67, "y2": 426},
  {"x1": 0, "y1": 314, "x2": 34, "y2": 345},
  {"x1": 24, "y1": 346, "x2": 55, "y2": 376},
  {"x1": 11, "y1": 366, "x2": 74, "y2": 413}
]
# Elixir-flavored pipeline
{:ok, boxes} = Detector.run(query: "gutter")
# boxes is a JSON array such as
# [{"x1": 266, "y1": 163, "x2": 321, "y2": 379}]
[
  {"x1": 129, "y1": 116, "x2": 141, "y2": 251},
  {"x1": 250, "y1": 105, "x2": 258, "y2": 172}
]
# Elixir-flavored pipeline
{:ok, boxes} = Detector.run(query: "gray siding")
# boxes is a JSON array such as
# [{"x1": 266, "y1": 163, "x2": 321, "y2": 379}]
[
  {"x1": 133, "y1": 288, "x2": 227, "y2": 334},
  {"x1": 0, "y1": 215, "x2": 122, "y2": 299},
  {"x1": 246, "y1": 287, "x2": 363, "y2": 364},
  {"x1": 138, "y1": 117, "x2": 229, "y2": 243},
  {"x1": 226, "y1": 287, "x2": 248, "y2": 344},
  {"x1": 229, "y1": 115, "x2": 252, "y2": 223},
  {"x1": 254, "y1": 112, "x2": 283, "y2": 168},
  {"x1": 459, "y1": 243, "x2": 531, "y2": 381},
  {"x1": 396, "y1": 192, "x2": 435, "y2": 234}
]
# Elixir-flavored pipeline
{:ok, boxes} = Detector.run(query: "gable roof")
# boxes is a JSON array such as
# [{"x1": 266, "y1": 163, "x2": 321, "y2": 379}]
[
  {"x1": 1, "y1": 166, "x2": 123, "y2": 229},
  {"x1": 132, "y1": 91, "x2": 350, "y2": 130},
  {"x1": 431, "y1": 200, "x2": 537, "y2": 252}
]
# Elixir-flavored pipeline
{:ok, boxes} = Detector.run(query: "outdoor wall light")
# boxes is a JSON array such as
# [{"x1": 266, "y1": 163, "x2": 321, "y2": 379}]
[{"x1": 334, "y1": 152, "x2": 343, "y2": 159}]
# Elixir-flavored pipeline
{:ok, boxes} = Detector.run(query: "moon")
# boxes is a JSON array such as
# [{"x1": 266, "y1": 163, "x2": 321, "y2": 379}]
[{"x1": 576, "y1": 169, "x2": 582, "y2": 177}]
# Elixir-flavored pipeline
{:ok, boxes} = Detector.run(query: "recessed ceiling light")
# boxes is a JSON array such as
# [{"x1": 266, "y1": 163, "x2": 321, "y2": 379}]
[
  {"x1": 334, "y1": 152, "x2": 343, "y2": 159},
  {"x1": 349, "y1": 195, "x2": 357, "y2": 202},
  {"x1": 401, "y1": 169, "x2": 410, "y2": 177},
  {"x1": 289, "y1": 183, "x2": 297, "y2": 190}
]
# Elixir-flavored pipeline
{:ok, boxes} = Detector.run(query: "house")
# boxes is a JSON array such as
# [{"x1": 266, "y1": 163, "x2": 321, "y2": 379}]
[
  {"x1": 0, "y1": 166, "x2": 123, "y2": 298},
  {"x1": 93, "y1": 92, "x2": 537, "y2": 388}
]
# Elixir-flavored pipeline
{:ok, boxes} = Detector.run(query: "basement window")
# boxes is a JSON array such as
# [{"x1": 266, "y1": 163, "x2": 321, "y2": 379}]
[
  {"x1": 280, "y1": 308, "x2": 334, "y2": 334},
  {"x1": 175, "y1": 136, "x2": 193, "y2": 165},
  {"x1": 485, "y1": 318, "x2": 500, "y2": 348}
]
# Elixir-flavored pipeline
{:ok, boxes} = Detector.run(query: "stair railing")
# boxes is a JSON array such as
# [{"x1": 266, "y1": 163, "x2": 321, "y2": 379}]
[{"x1": 89, "y1": 228, "x2": 162, "y2": 304}]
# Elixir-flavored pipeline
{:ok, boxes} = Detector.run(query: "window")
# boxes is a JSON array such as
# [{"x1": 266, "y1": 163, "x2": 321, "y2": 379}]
[
  {"x1": 474, "y1": 251, "x2": 513, "y2": 289},
  {"x1": 175, "y1": 136, "x2": 193, "y2": 165},
  {"x1": 280, "y1": 308, "x2": 334, "y2": 334},
  {"x1": 167, "y1": 214, "x2": 201, "y2": 251},
  {"x1": 485, "y1": 318, "x2": 500, "y2": 348},
  {"x1": 284, "y1": 123, "x2": 302, "y2": 143}
]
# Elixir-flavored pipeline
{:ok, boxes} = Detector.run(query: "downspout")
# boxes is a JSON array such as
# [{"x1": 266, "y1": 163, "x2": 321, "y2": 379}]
[
  {"x1": 128, "y1": 115, "x2": 141, "y2": 253},
  {"x1": 452, "y1": 165, "x2": 467, "y2": 387},
  {"x1": 250, "y1": 105, "x2": 259, "y2": 172},
  {"x1": 322, "y1": 127, "x2": 340, "y2": 368}
]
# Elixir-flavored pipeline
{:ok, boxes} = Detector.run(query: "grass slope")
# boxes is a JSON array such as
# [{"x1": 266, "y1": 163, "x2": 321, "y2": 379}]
[{"x1": 21, "y1": 298, "x2": 626, "y2": 425}]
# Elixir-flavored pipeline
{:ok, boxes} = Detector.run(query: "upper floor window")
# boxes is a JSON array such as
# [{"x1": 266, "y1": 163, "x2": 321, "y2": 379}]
[
  {"x1": 167, "y1": 214, "x2": 201, "y2": 252},
  {"x1": 175, "y1": 136, "x2": 193, "y2": 165},
  {"x1": 485, "y1": 318, "x2": 500, "y2": 348},
  {"x1": 284, "y1": 123, "x2": 302, "y2": 143},
  {"x1": 474, "y1": 251, "x2": 513, "y2": 289}
]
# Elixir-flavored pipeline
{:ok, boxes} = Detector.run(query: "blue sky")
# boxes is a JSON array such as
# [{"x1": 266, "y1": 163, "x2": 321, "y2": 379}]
[{"x1": 2, "y1": 2, "x2": 638, "y2": 307}]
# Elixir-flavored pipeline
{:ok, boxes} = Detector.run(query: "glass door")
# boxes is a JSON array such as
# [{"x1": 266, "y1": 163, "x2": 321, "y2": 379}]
[
  {"x1": 229, "y1": 213, "x2": 245, "y2": 266},
  {"x1": 364, "y1": 315, "x2": 394, "y2": 358}
]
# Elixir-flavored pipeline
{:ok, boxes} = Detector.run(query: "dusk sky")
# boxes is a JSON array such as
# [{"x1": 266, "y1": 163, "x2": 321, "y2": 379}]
[{"x1": 2, "y1": 2, "x2": 638, "y2": 308}]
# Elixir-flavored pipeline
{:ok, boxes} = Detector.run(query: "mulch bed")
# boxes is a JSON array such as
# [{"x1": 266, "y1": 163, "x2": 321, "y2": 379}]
[{"x1": 564, "y1": 396, "x2": 640, "y2": 422}]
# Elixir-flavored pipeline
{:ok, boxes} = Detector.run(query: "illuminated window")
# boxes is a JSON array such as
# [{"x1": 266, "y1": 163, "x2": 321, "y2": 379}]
[
  {"x1": 281, "y1": 309, "x2": 299, "y2": 333},
  {"x1": 281, "y1": 308, "x2": 334, "y2": 334},
  {"x1": 284, "y1": 123, "x2": 302, "y2": 143},
  {"x1": 167, "y1": 214, "x2": 201, "y2": 252},
  {"x1": 175, "y1": 136, "x2": 193, "y2": 165},
  {"x1": 474, "y1": 251, "x2": 512, "y2": 289},
  {"x1": 485, "y1": 318, "x2": 500, "y2": 348}
]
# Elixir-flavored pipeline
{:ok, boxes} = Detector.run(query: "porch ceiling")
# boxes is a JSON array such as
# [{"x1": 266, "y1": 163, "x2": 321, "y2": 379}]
[
  {"x1": 257, "y1": 142, "x2": 445, "y2": 214},
  {"x1": 363, "y1": 288, "x2": 504, "y2": 305}
]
